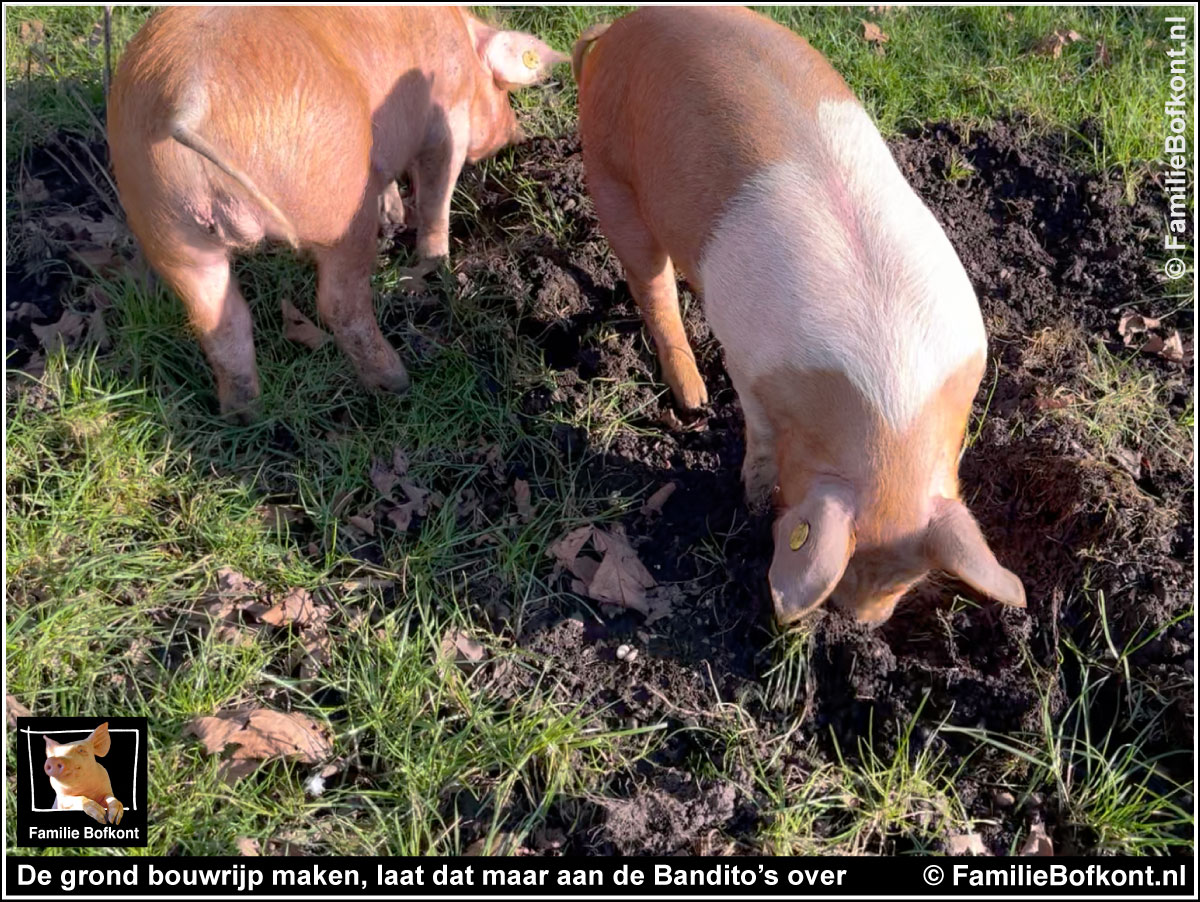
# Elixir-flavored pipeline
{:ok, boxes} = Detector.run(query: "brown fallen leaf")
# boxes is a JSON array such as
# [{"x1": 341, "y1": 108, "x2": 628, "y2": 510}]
[
  {"x1": 392, "y1": 446, "x2": 410, "y2": 476},
  {"x1": 186, "y1": 709, "x2": 332, "y2": 769},
  {"x1": 513, "y1": 478, "x2": 534, "y2": 522},
  {"x1": 861, "y1": 20, "x2": 890, "y2": 51},
  {"x1": 6, "y1": 694, "x2": 33, "y2": 727},
  {"x1": 258, "y1": 504, "x2": 308, "y2": 532},
  {"x1": 947, "y1": 832, "x2": 989, "y2": 856},
  {"x1": 19, "y1": 20, "x2": 45, "y2": 46},
  {"x1": 280, "y1": 298, "x2": 329, "y2": 349},
  {"x1": 235, "y1": 837, "x2": 262, "y2": 857},
  {"x1": 440, "y1": 629, "x2": 487, "y2": 670},
  {"x1": 7, "y1": 302, "x2": 43, "y2": 324},
  {"x1": 549, "y1": 525, "x2": 596, "y2": 574},
  {"x1": 255, "y1": 588, "x2": 327, "y2": 629},
  {"x1": 1159, "y1": 330, "x2": 1185, "y2": 363},
  {"x1": 370, "y1": 457, "x2": 400, "y2": 497},
  {"x1": 347, "y1": 513, "x2": 376, "y2": 537},
  {"x1": 23, "y1": 352, "x2": 46, "y2": 378},
  {"x1": 640, "y1": 482, "x2": 677, "y2": 517},
  {"x1": 31, "y1": 312, "x2": 87, "y2": 355},
  {"x1": 44, "y1": 212, "x2": 123, "y2": 247},
  {"x1": 87, "y1": 309, "x2": 111, "y2": 351},
  {"x1": 17, "y1": 177, "x2": 50, "y2": 205},
  {"x1": 1118, "y1": 311, "x2": 1162, "y2": 345},
  {"x1": 387, "y1": 504, "x2": 415, "y2": 532},
  {"x1": 1020, "y1": 822, "x2": 1054, "y2": 856},
  {"x1": 588, "y1": 528, "x2": 657, "y2": 613},
  {"x1": 1034, "y1": 28, "x2": 1083, "y2": 59},
  {"x1": 288, "y1": 627, "x2": 332, "y2": 684}
]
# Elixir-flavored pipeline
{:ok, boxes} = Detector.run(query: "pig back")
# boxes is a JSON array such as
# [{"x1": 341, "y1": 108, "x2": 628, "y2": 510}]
[{"x1": 578, "y1": 5, "x2": 855, "y2": 280}]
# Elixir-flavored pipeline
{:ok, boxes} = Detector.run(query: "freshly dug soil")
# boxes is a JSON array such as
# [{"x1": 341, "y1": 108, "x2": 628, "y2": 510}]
[
  {"x1": 449, "y1": 121, "x2": 1194, "y2": 855},
  {"x1": 7, "y1": 120, "x2": 1192, "y2": 857}
]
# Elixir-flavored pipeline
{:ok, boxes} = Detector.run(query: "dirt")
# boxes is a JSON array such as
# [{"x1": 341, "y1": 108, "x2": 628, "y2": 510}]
[{"x1": 7, "y1": 120, "x2": 1193, "y2": 857}]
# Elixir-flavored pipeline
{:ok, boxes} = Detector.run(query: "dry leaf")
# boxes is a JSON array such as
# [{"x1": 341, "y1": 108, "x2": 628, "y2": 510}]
[
  {"x1": 552, "y1": 525, "x2": 659, "y2": 617},
  {"x1": 7, "y1": 302, "x2": 43, "y2": 324},
  {"x1": 387, "y1": 504, "x2": 414, "y2": 532},
  {"x1": 288, "y1": 628, "x2": 332, "y2": 684},
  {"x1": 23, "y1": 352, "x2": 46, "y2": 378},
  {"x1": 45, "y1": 213, "x2": 122, "y2": 247},
  {"x1": 235, "y1": 837, "x2": 262, "y2": 857},
  {"x1": 440, "y1": 629, "x2": 487, "y2": 669},
  {"x1": 1020, "y1": 822, "x2": 1054, "y2": 856},
  {"x1": 258, "y1": 504, "x2": 307, "y2": 531},
  {"x1": 947, "y1": 832, "x2": 989, "y2": 856},
  {"x1": 19, "y1": 20, "x2": 45, "y2": 45},
  {"x1": 347, "y1": 514, "x2": 376, "y2": 537},
  {"x1": 861, "y1": 20, "x2": 890, "y2": 50},
  {"x1": 392, "y1": 446, "x2": 410, "y2": 476},
  {"x1": 87, "y1": 309, "x2": 111, "y2": 351},
  {"x1": 31, "y1": 312, "x2": 87, "y2": 355},
  {"x1": 256, "y1": 588, "x2": 327, "y2": 629},
  {"x1": 640, "y1": 482, "x2": 677, "y2": 517},
  {"x1": 1095, "y1": 39, "x2": 1111, "y2": 67},
  {"x1": 1160, "y1": 331, "x2": 1185, "y2": 363},
  {"x1": 281, "y1": 298, "x2": 329, "y2": 349},
  {"x1": 187, "y1": 709, "x2": 332, "y2": 768},
  {"x1": 6, "y1": 694, "x2": 32, "y2": 727},
  {"x1": 1118, "y1": 311, "x2": 1162, "y2": 344},
  {"x1": 513, "y1": 479, "x2": 534, "y2": 522},
  {"x1": 370, "y1": 457, "x2": 400, "y2": 497},
  {"x1": 17, "y1": 178, "x2": 49, "y2": 205},
  {"x1": 1034, "y1": 28, "x2": 1083, "y2": 59},
  {"x1": 549, "y1": 525, "x2": 595, "y2": 573}
]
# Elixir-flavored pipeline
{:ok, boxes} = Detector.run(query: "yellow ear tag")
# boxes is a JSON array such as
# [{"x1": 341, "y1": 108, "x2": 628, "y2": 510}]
[
  {"x1": 522, "y1": 50, "x2": 540, "y2": 69},
  {"x1": 789, "y1": 521, "x2": 810, "y2": 551}
]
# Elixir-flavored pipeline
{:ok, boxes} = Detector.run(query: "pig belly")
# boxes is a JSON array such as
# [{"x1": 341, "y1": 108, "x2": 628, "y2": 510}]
[{"x1": 698, "y1": 102, "x2": 985, "y2": 434}]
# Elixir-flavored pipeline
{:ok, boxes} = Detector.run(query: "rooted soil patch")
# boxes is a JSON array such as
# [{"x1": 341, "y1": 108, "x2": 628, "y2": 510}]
[{"x1": 448, "y1": 122, "x2": 1193, "y2": 854}]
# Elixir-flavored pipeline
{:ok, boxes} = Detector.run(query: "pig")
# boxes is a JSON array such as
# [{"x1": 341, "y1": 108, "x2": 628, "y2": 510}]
[
  {"x1": 573, "y1": 7, "x2": 1025, "y2": 626},
  {"x1": 108, "y1": 7, "x2": 568, "y2": 421},
  {"x1": 43, "y1": 723, "x2": 124, "y2": 825}
]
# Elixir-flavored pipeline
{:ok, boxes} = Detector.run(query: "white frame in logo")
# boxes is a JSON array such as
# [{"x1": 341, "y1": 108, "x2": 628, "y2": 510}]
[{"x1": 23, "y1": 727, "x2": 141, "y2": 812}]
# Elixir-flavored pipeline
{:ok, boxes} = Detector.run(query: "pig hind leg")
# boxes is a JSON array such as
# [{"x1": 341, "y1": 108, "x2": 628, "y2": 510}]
[
  {"x1": 152, "y1": 248, "x2": 261, "y2": 423},
  {"x1": 589, "y1": 172, "x2": 707, "y2": 410},
  {"x1": 313, "y1": 203, "x2": 410, "y2": 395},
  {"x1": 397, "y1": 122, "x2": 469, "y2": 292}
]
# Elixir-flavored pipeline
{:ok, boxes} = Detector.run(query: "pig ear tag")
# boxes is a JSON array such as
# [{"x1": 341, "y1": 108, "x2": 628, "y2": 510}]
[
  {"x1": 789, "y1": 520, "x2": 810, "y2": 551},
  {"x1": 522, "y1": 50, "x2": 540, "y2": 70}
]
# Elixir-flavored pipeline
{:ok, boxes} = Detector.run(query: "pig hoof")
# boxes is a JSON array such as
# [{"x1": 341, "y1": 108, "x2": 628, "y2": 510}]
[
  {"x1": 672, "y1": 377, "x2": 708, "y2": 412},
  {"x1": 220, "y1": 400, "x2": 260, "y2": 426},
  {"x1": 107, "y1": 798, "x2": 125, "y2": 825},
  {"x1": 82, "y1": 800, "x2": 107, "y2": 824},
  {"x1": 217, "y1": 377, "x2": 261, "y2": 424}
]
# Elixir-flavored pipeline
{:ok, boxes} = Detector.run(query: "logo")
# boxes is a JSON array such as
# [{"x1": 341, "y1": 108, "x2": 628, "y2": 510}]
[{"x1": 15, "y1": 717, "x2": 148, "y2": 848}]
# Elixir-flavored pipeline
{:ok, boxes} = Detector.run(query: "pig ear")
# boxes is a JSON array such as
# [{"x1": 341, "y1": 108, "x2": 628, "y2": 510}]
[
  {"x1": 44, "y1": 734, "x2": 56, "y2": 756},
  {"x1": 924, "y1": 498, "x2": 1026, "y2": 608},
  {"x1": 768, "y1": 483, "x2": 856, "y2": 626},
  {"x1": 478, "y1": 30, "x2": 570, "y2": 89},
  {"x1": 87, "y1": 722, "x2": 111, "y2": 757}
]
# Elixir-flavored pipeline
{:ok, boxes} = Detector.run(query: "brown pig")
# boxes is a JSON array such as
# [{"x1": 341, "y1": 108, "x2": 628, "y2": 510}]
[
  {"x1": 573, "y1": 7, "x2": 1025, "y2": 626},
  {"x1": 108, "y1": 7, "x2": 567, "y2": 420},
  {"x1": 43, "y1": 723, "x2": 124, "y2": 825}
]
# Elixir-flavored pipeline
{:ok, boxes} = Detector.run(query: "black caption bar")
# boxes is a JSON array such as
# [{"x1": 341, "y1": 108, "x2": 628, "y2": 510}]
[{"x1": 5, "y1": 857, "x2": 1194, "y2": 899}]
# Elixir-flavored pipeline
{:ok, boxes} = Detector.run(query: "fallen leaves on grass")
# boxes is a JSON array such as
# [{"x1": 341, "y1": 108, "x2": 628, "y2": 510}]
[
  {"x1": 186, "y1": 708, "x2": 332, "y2": 783},
  {"x1": 6, "y1": 694, "x2": 33, "y2": 727},
  {"x1": 280, "y1": 298, "x2": 329, "y2": 349},
  {"x1": 861, "y1": 20, "x2": 890, "y2": 54},
  {"x1": 550, "y1": 525, "x2": 672, "y2": 623},
  {"x1": 1118, "y1": 310, "x2": 1186, "y2": 364},
  {"x1": 19, "y1": 20, "x2": 45, "y2": 46},
  {"x1": 1034, "y1": 28, "x2": 1083, "y2": 59},
  {"x1": 235, "y1": 837, "x2": 261, "y2": 856},
  {"x1": 439, "y1": 629, "x2": 488, "y2": 671},
  {"x1": 31, "y1": 311, "x2": 87, "y2": 355},
  {"x1": 640, "y1": 482, "x2": 677, "y2": 517}
]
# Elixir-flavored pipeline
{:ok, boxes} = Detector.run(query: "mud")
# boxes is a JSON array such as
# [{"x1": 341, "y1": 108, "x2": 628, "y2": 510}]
[{"x1": 7, "y1": 120, "x2": 1193, "y2": 856}]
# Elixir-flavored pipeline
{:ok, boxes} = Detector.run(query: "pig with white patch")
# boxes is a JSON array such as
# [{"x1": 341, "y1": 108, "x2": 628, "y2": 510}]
[
  {"x1": 108, "y1": 7, "x2": 568, "y2": 421},
  {"x1": 573, "y1": 7, "x2": 1025, "y2": 625},
  {"x1": 43, "y1": 723, "x2": 124, "y2": 825}
]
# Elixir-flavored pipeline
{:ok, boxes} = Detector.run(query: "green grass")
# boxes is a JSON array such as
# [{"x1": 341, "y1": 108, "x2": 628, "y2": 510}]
[{"x1": 6, "y1": 4, "x2": 1193, "y2": 857}]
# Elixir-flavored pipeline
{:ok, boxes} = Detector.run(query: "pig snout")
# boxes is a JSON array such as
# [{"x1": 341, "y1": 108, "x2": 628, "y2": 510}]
[{"x1": 44, "y1": 758, "x2": 67, "y2": 778}]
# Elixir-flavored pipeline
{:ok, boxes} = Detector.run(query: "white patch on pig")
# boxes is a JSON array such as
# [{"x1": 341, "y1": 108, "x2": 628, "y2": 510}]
[{"x1": 699, "y1": 99, "x2": 985, "y2": 432}]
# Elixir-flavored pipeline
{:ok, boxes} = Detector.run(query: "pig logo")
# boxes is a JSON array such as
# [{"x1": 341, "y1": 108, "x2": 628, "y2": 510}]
[
  {"x1": 15, "y1": 716, "x2": 148, "y2": 847},
  {"x1": 43, "y1": 722, "x2": 124, "y2": 825}
]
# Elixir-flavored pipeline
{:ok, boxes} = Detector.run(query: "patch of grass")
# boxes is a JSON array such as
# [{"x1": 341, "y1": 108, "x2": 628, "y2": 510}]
[{"x1": 1060, "y1": 343, "x2": 1190, "y2": 465}]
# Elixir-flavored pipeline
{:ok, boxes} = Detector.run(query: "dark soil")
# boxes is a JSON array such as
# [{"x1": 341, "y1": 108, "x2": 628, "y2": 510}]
[
  {"x1": 7, "y1": 119, "x2": 1193, "y2": 857},
  {"x1": 448, "y1": 121, "x2": 1194, "y2": 855}
]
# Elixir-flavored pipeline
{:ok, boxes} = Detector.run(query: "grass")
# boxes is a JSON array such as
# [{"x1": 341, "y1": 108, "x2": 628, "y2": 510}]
[{"x1": 5, "y1": 4, "x2": 1193, "y2": 857}]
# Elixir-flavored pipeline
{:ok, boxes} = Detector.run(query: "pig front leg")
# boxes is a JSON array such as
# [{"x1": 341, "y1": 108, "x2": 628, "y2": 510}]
[
  {"x1": 397, "y1": 129, "x2": 468, "y2": 293},
  {"x1": 738, "y1": 389, "x2": 778, "y2": 513},
  {"x1": 105, "y1": 795, "x2": 125, "y2": 824},
  {"x1": 378, "y1": 181, "x2": 407, "y2": 230}
]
